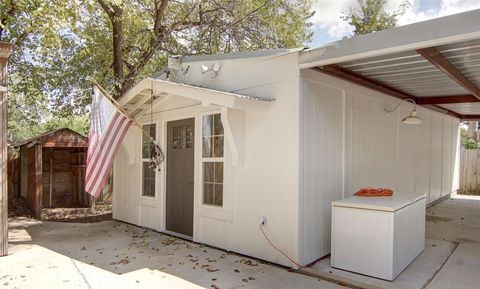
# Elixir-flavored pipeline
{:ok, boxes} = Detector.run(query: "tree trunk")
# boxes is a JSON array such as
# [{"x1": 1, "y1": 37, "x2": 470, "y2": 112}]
[
  {"x1": 96, "y1": 0, "x2": 124, "y2": 97},
  {"x1": 467, "y1": 121, "x2": 478, "y2": 140},
  {"x1": 112, "y1": 11, "x2": 124, "y2": 89}
]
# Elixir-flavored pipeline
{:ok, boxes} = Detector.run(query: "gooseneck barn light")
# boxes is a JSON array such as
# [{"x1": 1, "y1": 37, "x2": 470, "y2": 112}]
[{"x1": 384, "y1": 98, "x2": 423, "y2": 125}]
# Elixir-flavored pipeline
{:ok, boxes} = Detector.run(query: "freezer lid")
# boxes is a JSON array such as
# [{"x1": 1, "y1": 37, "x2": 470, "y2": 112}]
[{"x1": 332, "y1": 194, "x2": 426, "y2": 212}]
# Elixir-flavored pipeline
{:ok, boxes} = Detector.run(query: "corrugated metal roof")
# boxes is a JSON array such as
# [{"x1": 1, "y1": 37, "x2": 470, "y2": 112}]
[
  {"x1": 299, "y1": 9, "x2": 480, "y2": 118},
  {"x1": 175, "y1": 48, "x2": 302, "y2": 63},
  {"x1": 334, "y1": 37, "x2": 480, "y2": 102},
  {"x1": 337, "y1": 50, "x2": 470, "y2": 97}
]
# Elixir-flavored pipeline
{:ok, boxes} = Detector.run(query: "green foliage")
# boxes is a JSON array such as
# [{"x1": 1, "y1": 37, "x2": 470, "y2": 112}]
[
  {"x1": 342, "y1": 0, "x2": 409, "y2": 35},
  {"x1": 8, "y1": 113, "x2": 88, "y2": 143},
  {"x1": 1, "y1": 0, "x2": 314, "y2": 142},
  {"x1": 461, "y1": 127, "x2": 480, "y2": 149}
]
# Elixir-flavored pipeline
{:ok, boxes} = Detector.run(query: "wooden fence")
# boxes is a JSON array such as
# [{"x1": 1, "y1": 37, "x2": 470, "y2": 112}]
[{"x1": 460, "y1": 149, "x2": 480, "y2": 195}]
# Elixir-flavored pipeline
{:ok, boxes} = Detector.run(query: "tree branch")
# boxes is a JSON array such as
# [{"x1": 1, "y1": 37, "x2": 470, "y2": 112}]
[
  {"x1": 96, "y1": 0, "x2": 124, "y2": 92},
  {"x1": 0, "y1": 0, "x2": 17, "y2": 41},
  {"x1": 96, "y1": 0, "x2": 115, "y2": 19}
]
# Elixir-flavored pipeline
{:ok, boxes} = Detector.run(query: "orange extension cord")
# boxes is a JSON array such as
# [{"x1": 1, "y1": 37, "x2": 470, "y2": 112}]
[{"x1": 259, "y1": 224, "x2": 308, "y2": 268}]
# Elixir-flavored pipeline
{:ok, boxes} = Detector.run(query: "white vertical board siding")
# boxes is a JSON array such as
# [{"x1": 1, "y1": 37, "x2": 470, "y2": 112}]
[
  {"x1": 429, "y1": 114, "x2": 443, "y2": 203},
  {"x1": 299, "y1": 69, "x2": 460, "y2": 261},
  {"x1": 414, "y1": 111, "x2": 431, "y2": 199},
  {"x1": 300, "y1": 78, "x2": 344, "y2": 264},
  {"x1": 113, "y1": 128, "x2": 143, "y2": 226},
  {"x1": 345, "y1": 91, "x2": 398, "y2": 194},
  {"x1": 442, "y1": 119, "x2": 452, "y2": 196}
]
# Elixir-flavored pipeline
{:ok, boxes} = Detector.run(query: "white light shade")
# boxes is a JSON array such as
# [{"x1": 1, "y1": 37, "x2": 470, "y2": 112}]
[{"x1": 402, "y1": 110, "x2": 423, "y2": 125}]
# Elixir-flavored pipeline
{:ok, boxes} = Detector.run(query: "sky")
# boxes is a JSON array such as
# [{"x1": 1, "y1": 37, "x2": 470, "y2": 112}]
[{"x1": 310, "y1": 0, "x2": 480, "y2": 47}]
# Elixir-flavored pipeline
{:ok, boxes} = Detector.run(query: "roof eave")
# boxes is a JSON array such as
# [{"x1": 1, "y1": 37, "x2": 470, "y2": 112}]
[{"x1": 299, "y1": 9, "x2": 480, "y2": 69}]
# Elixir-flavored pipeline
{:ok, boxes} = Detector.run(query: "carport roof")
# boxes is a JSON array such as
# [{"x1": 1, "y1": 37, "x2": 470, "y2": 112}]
[{"x1": 299, "y1": 8, "x2": 480, "y2": 120}]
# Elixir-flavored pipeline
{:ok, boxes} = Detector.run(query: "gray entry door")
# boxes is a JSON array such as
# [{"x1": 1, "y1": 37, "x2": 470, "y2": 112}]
[{"x1": 166, "y1": 118, "x2": 195, "y2": 237}]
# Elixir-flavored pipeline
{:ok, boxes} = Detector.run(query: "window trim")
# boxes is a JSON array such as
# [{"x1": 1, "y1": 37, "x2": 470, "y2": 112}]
[
  {"x1": 141, "y1": 122, "x2": 158, "y2": 199},
  {"x1": 200, "y1": 112, "x2": 225, "y2": 207}
]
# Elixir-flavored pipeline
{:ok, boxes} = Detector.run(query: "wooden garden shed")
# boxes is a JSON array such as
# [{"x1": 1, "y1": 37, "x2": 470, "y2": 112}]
[{"x1": 14, "y1": 128, "x2": 89, "y2": 217}]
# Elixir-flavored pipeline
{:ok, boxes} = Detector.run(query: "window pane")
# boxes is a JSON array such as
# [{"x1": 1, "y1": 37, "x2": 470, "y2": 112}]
[
  {"x1": 142, "y1": 124, "x2": 156, "y2": 158},
  {"x1": 178, "y1": 136, "x2": 185, "y2": 149},
  {"x1": 203, "y1": 162, "x2": 223, "y2": 206},
  {"x1": 142, "y1": 162, "x2": 155, "y2": 197},
  {"x1": 213, "y1": 136, "x2": 224, "y2": 157},
  {"x1": 181, "y1": 125, "x2": 187, "y2": 137},
  {"x1": 214, "y1": 162, "x2": 223, "y2": 183},
  {"x1": 143, "y1": 162, "x2": 152, "y2": 178},
  {"x1": 203, "y1": 183, "x2": 214, "y2": 205},
  {"x1": 202, "y1": 137, "x2": 212, "y2": 157},
  {"x1": 148, "y1": 124, "x2": 156, "y2": 139},
  {"x1": 203, "y1": 162, "x2": 214, "y2": 182},
  {"x1": 213, "y1": 114, "x2": 224, "y2": 135},
  {"x1": 214, "y1": 184, "x2": 223, "y2": 206},
  {"x1": 202, "y1": 115, "x2": 213, "y2": 137}
]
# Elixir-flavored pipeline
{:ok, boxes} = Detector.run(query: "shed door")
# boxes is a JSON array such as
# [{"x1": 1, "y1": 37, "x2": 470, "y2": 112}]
[{"x1": 166, "y1": 118, "x2": 195, "y2": 237}]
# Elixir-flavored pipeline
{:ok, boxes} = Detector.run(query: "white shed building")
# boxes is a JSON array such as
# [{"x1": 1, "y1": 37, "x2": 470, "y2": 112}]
[{"x1": 112, "y1": 10, "x2": 480, "y2": 268}]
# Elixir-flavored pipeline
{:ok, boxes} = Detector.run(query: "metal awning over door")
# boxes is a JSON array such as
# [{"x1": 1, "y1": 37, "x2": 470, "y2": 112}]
[{"x1": 117, "y1": 78, "x2": 273, "y2": 120}]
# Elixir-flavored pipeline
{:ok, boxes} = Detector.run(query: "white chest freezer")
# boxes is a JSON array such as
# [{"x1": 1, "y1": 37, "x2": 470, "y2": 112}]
[{"x1": 331, "y1": 194, "x2": 426, "y2": 281}]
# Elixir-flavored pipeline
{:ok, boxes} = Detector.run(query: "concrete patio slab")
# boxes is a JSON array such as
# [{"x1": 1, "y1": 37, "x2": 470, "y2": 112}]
[
  {"x1": 425, "y1": 194, "x2": 480, "y2": 289},
  {"x1": 425, "y1": 243, "x2": 480, "y2": 289},
  {"x1": 1, "y1": 219, "x2": 344, "y2": 289}
]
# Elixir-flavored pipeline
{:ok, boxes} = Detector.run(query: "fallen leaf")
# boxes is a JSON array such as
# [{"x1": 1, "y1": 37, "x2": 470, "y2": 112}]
[
  {"x1": 207, "y1": 268, "x2": 219, "y2": 272},
  {"x1": 117, "y1": 258, "x2": 130, "y2": 265}
]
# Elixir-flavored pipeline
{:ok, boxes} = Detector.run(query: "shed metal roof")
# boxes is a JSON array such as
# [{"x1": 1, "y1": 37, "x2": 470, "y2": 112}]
[
  {"x1": 299, "y1": 9, "x2": 480, "y2": 119},
  {"x1": 15, "y1": 128, "x2": 88, "y2": 148}
]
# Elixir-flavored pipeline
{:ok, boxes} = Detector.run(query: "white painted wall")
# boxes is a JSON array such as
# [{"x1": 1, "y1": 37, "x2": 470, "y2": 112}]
[
  {"x1": 299, "y1": 69, "x2": 460, "y2": 264},
  {"x1": 114, "y1": 52, "x2": 302, "y2": 268}
]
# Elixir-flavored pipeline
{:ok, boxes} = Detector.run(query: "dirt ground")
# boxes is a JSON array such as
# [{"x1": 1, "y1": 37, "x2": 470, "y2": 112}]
[
  {"x1": 8, "y1": 197, "x2": 112, "y2": 223},
  {"x1": 40, "y1": 202, "x2": 112, "y2": 223},
  {"x1": 8, "y1": 197, "x2": 33, "y2": 218}
]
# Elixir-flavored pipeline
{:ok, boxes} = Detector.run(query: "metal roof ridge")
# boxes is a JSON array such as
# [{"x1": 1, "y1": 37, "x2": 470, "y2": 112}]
[{"x1": 147, "y1": 78, "x2": 275, "y2": 102}]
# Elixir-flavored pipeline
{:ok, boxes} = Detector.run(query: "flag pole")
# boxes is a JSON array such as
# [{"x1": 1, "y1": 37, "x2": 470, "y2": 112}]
[{"x1": 88, "y1": 77, "x2": 156, "y2": 144}]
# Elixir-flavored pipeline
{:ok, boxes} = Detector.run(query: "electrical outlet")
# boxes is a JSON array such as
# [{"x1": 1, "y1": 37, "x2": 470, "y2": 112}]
[{"x1": 259, "y1": 216, "x2": 267, "y2": 226}]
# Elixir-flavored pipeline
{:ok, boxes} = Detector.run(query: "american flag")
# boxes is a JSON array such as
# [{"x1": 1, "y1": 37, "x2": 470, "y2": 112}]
[{"x1": 86, "y1": 85, "x2": 132, "y2": 197}]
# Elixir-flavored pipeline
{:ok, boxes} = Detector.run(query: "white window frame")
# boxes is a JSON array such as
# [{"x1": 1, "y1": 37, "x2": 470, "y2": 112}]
[
  {"x1": 141, "y1": 123, "x2": 157, "y2": 199},
  {"x1": 200, "y1": 111, "x2": 225, "y2": 207}
]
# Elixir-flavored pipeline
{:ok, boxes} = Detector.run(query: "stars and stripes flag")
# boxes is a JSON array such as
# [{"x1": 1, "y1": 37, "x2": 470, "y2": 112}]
[{"x1": 85, "y1": 85, "x2": 132, "y2": 197}]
